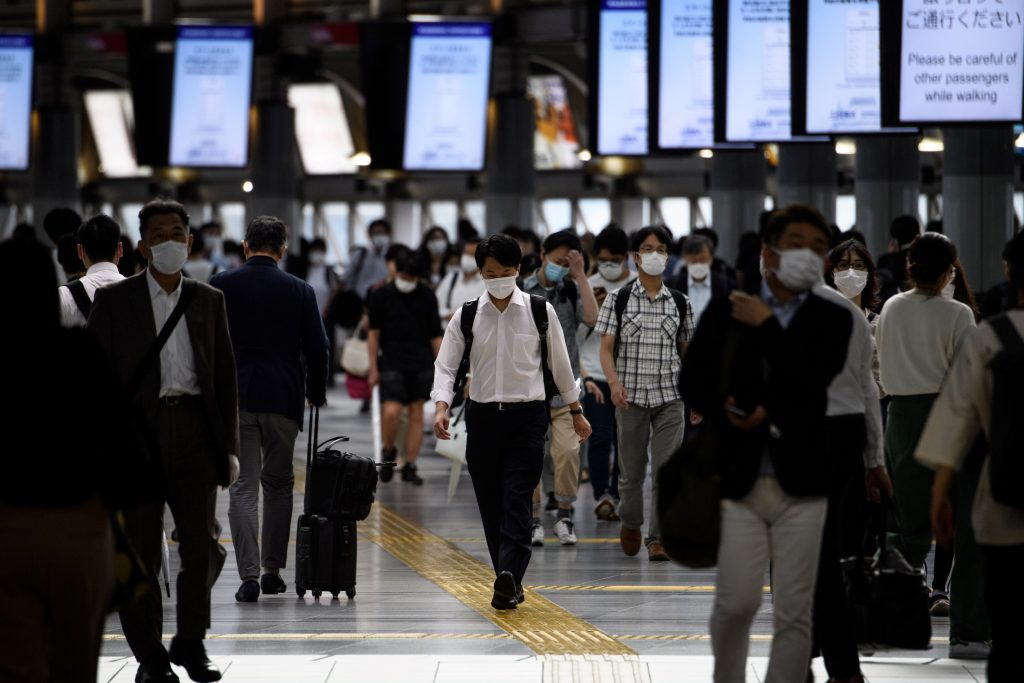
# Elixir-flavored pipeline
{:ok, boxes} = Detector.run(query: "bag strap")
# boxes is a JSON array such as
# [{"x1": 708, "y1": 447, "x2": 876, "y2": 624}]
[
  {"x1": 125, "y1": 279, "x2": 198, "y2": 399},
  {"x1": 990, "y1": 315, "x2": 1024, "y2": 356},
  {"x1": 613, "y1": 285, "x2": 631, "y2": 359},
  {"x1": 65, "y1": 279, "x2": 93, "y2": 319},
  {"x1": 529, "y1": 294, "x2": 558, "y2": 405},
  {"x1": 351, "y1": 247, "x2": 369, "y2": 289},
  {"x1": 451, "y1": 299, "x2": 479, "y2": 400},
  {"x1": 445, "y1": 270, "x2": 461, "y2": 309}
]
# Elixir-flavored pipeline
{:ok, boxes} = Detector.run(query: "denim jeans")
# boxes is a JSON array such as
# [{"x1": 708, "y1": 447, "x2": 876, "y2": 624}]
[{"x1": 583, "y1": 380, "x2": 619, "y2": 501}]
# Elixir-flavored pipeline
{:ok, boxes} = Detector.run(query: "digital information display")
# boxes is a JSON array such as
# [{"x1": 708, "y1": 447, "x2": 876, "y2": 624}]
[
  {"x1": 169, "y1": 26, "x2": 253, "y2": 167},
  {"x1": 403, "y1": 22, "x2": 492, "y2": 171},
  {"x1": 85, "y1": 90, "x2": 146, "y2": 178},
  {"x1": 898, "y1": 0, "x2": 1024, "y2": 122},
  {"x1": 0, "y1": 34, "x2": 33, "y2": 171},
  {"x1": 805, "y1": 0, "x2": 887, "y2": 133},
  {"x1": 724, "y1": 0, "x2": 792, "y2": 141},
  {"x1": 658, "y1": 0, "x2": 714, "y2": 148},
  {"x1": 598, "y1": 0, "x2": 648, "y2": 155},
  {"x1": 288, "y1": 83, "x2": 357, "y2": 175}
]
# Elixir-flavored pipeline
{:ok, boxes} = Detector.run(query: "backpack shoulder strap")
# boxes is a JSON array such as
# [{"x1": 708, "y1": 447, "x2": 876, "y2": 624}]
[
  {"x1": 65, "y1": 279, "x2": 93, "y2": 320},
  {"x1": 667, "y1": 287, "x2": 690, "y2": 340},
  {"x1": 445, "y1": 270, "x2": 461, "y2": 309},
  {"x1": 529, "y1": 294, "x2": 558, "y2": 405},
  {"x1": 613, "y1": 285, "x2": 632, "y2": 359},
  {"x1": 990, "y1": 315, "x2": 1024, "y2": 355},
  {"x1": 452, "y1": 299, "x2": 479, "y2": 400}
]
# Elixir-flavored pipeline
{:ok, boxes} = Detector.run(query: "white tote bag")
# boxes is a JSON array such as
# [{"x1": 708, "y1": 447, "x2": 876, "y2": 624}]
[
  {"x1": 436, "y1": 404, "x2": 468, "y2": 502},
  {"x1": 340, "y1": 335, "x2": 370, "y2": 377}
]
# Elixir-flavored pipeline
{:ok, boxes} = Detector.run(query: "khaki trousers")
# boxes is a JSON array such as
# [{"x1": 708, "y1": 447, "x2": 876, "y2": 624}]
[{"x1": 533, "y1": 406, "x2": 581, "y2": 507}]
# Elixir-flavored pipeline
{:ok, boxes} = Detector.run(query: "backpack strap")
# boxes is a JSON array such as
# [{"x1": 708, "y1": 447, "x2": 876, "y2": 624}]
[
  {"x1": 990, "y1": 315, "x2": 1024, "y2": 355},
  {"x1": 451, "y1": 299, "x2": 479, "y2": 400},
  {"x1": 613, "y1": 284, "x2": 632, "y2": 360},
  {"x1": 667, "y1": 287, "x2": 690, "y2": 344},
  {"x1": 64, "y1": 279, "x2": 92, "y2": 320},
  {"x1": 529, "y1": 294, "x2": 559, "y2": 406},
  {"x1": 445, "y1": 269, "x2": 461, "y2": 310}
]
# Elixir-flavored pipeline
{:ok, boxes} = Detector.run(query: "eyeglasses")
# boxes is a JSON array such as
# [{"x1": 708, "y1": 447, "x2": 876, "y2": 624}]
[
  {"x1": 638, "y1": 246, "x2": 669, "y2": 255},
  {"x1": 834, "y1": 260, "x2": 868, "y2": 272}
]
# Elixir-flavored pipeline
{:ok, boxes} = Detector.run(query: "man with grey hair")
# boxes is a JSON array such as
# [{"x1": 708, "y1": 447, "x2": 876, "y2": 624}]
[{"x1": 672, "y1": 234, "x2": 735, "y2": 325}]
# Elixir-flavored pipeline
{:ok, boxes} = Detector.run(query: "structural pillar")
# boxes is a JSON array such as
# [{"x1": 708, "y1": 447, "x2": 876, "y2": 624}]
[
  {"x1": 486, "y1": 43, "x2": 535, "y2": 235},
  {"x1": 710, "y1": 149, "x2": 766, "y2": 265},
  {"x1": 610, "y1": 197, "x2": 647, "y2": 233},
  {"x1": 943, "y1": 126, "x2": 1015, "y2": 291},
  {"x1": 853, "y1": 135, "x2": 919, "y2": 257},
  {"x1": 248, "y1": 101, "x2": 301, "y2": 245},
  {"x1": 776, "y1": 143, "x2": 837, "y2": 224}
]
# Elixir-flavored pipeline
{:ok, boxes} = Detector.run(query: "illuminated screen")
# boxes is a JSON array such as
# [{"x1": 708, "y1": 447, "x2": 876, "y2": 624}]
[
  {"x1": 169, "y1": 26, "x2": 253, "y2": 167},
  {"x1": 528, "y1": 75, "x2": 583, "y2": 170},
  {"x1": 0, "y1": 34, "x2": 33, "y2": 171},
  {"x1": 597, "y1": 0, "x2": 648, "y2": 155},
  {"x1": 657, "y1": 0, "x2": 714, "y2": 148},
  {"x1": 288, "y1": 83, "x2": 357, "y2": 175},
  {"x1": 402, "y1": 22, "x2": 492, "y2": 171},
  {"x1": 85, "y1": 90, "x2": 148, "y2": 178}
]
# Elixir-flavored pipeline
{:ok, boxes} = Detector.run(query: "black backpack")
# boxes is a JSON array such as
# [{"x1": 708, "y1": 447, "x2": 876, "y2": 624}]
[
  {"x1": 988, "y1": 315, "x2": 1024, "y2": 508},
  {"x1": 62, "y1": 279, "x2": 92, "y2": 320},
  {"x1": 612, "y1": 283, "x2": 689, "y2": 359},
  {"x1": 451, "y1": 294, "x2": 558, "y2": 406}
]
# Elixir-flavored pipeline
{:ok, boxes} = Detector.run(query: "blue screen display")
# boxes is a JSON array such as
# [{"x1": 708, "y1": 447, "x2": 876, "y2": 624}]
[{"x1": 0, "y1": 34, "x2": 34, "y2": 171}]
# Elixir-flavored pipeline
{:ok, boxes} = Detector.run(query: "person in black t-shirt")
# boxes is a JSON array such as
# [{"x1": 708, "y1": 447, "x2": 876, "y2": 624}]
[{"x1": 368, "y1": 249, "x2": 443, "y2": 485}]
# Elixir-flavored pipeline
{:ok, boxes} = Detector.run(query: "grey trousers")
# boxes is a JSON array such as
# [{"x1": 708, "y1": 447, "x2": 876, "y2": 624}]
[
  {"x1": 614, "y1": 399, "x2": 685, "y2": 543},
  {"x1": 228, "y1": 411, "x2": 300, "y2": 580}
]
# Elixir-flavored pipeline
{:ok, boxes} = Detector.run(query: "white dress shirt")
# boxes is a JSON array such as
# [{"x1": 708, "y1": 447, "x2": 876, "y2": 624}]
[
  {"x1": 916, "y1": 312, "x2": 1024, "y2": 545},
  {"x1": 577, "y1": 271, "x2": 635, "y2": 382},
  {"x1": 431, "y1": 288, "x2": 580, "y2": 407},
  {"x1": 437, "y1": 270, "x2": 487, "y2": 320},
  {"x1": 146, "y1": 269, "x2": 201, "y2": 397},
  {"x1": 58, "y1": 262, "x2": 124, "y2": 328},
  {"x1": 815, "y1": 283, "x2": 884, "y2": 469},
  {"x1": 687, "y1": 272, "x2": 713, "y2": 324}
]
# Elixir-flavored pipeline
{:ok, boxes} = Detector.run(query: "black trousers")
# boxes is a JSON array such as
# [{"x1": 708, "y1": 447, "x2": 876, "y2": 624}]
[
  {"x1": 812, "y1": 414, "x2": 868, "y2": 679},
  {"x1": 982, "y1": 544, "x2": 1024, "y2": 682},
  {"x1": 119, "y1": 401, "x2": 226, "y2": 665},
  {"x1": 465, "y1": 401, "x2": 549, "y2": 585}
]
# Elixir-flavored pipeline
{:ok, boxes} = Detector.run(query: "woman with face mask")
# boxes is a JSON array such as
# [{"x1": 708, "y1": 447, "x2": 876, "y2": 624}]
[
  {"x1": 875, "y1": 233, "x2": 988, "y2": 659},
  {"x1": 825, "y1": 239, "x2": 883, "y2": 396},
  {"x1": 417, "y1": 226, "x2": 454, "y2": 289}
]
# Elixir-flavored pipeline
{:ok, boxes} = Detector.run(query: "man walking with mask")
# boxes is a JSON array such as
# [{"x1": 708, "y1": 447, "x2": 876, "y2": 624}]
[
  {"x1": 680, "y1": 205, "x2": 852, "y2": 683},
  {"x1": 88, "y1": 199, "x2": 240, "y2": 683}
]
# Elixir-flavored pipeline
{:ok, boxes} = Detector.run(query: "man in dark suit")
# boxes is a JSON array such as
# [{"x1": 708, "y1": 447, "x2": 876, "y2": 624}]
[
  {"x1": 210, "y1": 216, "x2": 329, "y2": 603},
  {"x1": 681, "y1": 205, "x2": 852, "y2": 683},
  {"x1": 88, "y1": 199, "x2": 240, "y2": 683},
  {"x1": 672, "y1": 234, "x2": 736, "y2": 327}
]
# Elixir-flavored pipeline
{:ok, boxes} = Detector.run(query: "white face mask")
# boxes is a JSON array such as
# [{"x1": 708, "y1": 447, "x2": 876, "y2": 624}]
[
  {"x1": 833, "y1": 268, "x2": 868, "y2": 299},
  {"x1": 639, "y1": 252, "x2": 668, "y2": 277},
  {"x1": 395, "y1": 277, "x2": 417, "y2": 294},
  {"x1": 148, "y1": 241, "x2": 189, "y2": 275},
  {"x1": 460, "y1": 254, "x2": 479, "y2": 274},
  {"x1": 942, "y1": 269, "x2": 957, "y2": 300},
  {"x1": 688, "y1": 262, "x2": 711, "y2": 281},
  {"x1": 484, "y1": 275, "x2": 518, "y2": 300},
  {"x1": 309, "y1": 251, "x2": 326, "y2": 267},
  {"x1": 427, "y1": 239, "x2": 448, "y2": 256},
  {"x1": 371, "y1": 234, "x2": 391, "y2": 250},
  {"x1": 772, "y1": 248, "x2": 824, "y2": 293},
  {"x1": 597, "y1": 260, "x2": 625, "y2": 281}
]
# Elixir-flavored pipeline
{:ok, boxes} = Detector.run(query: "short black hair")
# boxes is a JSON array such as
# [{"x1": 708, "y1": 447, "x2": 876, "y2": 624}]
[
  {"x1": 907, "y1": 232, "x2": 957, "y2": 287},
  {"x1": 223, "y1": 240, "x2": 244, "y2": 257},
  {"x1": 139, "y1": 199, "x2": 189, "y2": 241},
  {"x1": 368, "y1": 218, "x2": 391, "y2": 235},
  {"x1": 57, "y1": 234, "x2": 85, "y2": 275},
  {"x1": 542, "y1": 228, "x2": 581, "y2": 254},
  {"x1": 825, "y1": 239, "x2": 880, "y2": 312},
  {"x1": 12, "y1": 223, "x2": 36, "y2": 242},
  {"x1": 43, "y1": 208, "x2": 82, "y2": 245},
  {"x1": 309, "y1": 237, "x2": 327, "y2": 251},
  {"x1": 246, "y1": 216, "x2": 288, "y2": 254},
  {"x1": 77, "y1": 214, "x2": 122, "y2": 262},
  {"x1": 692, "y1": 227, "x2": 719, "y2": 250},
  {"x1": 682, "y1": 235, "x2": 713, "y2": 257},
  {"x1": 464, "y1": 230, "x2": 482, "y2": 245},
  {"x1": 629, "y1": 225, "x2": 673, "y2": 252},
  {"x1": 593, "y1": 226, "x2": 629, "y2": 256},
  {"x1": 890, "y1": 215, "x2": 921, "y2": 245},
  {"x1": 475, "y1": 233, "x2": 522, "y2": 269},
  {"x1": 199, "y1": 221, "x2": 222, "y2": 234},
  {"x1": 1005, "y1": 231, "x2": 1024, "y2": 293},
  {"x1": 189, "y1": 228, "x2": 206, "y2": 254},
  {"x1": 385, "y1": 244, "x2": 410, "y2": 263},
  {"x1": 763, "y1": 205, "x2": 832, "y2": 246},
  {"x1": 395, "y1": 250, "x2": 422, "y2": 278}
]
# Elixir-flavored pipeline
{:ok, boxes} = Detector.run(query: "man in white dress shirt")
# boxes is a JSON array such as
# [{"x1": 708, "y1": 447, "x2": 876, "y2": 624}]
[
  {"x1": 432, "y1": 233, "x2": 592, "y2": 610},
  {"x1": 437, "y1": 232, "x2": 486, "y2": 322},
  {"x1": 58, "y1": 214, "x2": 125, "y2": 327}
]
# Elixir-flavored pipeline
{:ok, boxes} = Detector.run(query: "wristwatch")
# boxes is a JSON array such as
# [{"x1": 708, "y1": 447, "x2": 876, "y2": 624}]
[
  {"x1": 582, "y1": 376, "x2": 595, "y2": 385},
  {"x1": 569, "y1": 408, "x2": 583, "y2": 416}
]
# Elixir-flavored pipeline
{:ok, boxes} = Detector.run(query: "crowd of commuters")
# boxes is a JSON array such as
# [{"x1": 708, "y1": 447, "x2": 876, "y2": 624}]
[{"x1": 1, "y1": 201, "x2": 1022, "y2": 683}]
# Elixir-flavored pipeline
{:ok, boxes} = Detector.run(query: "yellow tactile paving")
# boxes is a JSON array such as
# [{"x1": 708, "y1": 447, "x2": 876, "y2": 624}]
[
  {"x1": 102, "y1": 633, "x2": 512, "y2": 642},
  {"x1": 530, "y1": 585, "x2": 771, "y2": 593}
]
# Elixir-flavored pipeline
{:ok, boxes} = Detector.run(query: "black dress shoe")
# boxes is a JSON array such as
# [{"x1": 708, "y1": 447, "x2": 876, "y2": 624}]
[
  {"x1": 516, "y1": 582, "x2": 525, "y2": 604},
  {"x1": 260, "y1": 573, "x2": 287, "y2": 595},
  {"x1": 168, "y1": 637, "x2": 222, "y2": 682},
  {"x1": 491, "y1": 571, "x2": 518, "y2": 610},
  {"x1": 379, "y1": 448, "x2": 397, "y2": 482},
  {"x1": 135, "y1": 662, "x2": 179, "y2": 683},
  {"x1": 234, "y1": 579, "x2": 259, "y2": 602},
  {"x1": 400, "y1": 463, "x2": 424, "y2": 486}
]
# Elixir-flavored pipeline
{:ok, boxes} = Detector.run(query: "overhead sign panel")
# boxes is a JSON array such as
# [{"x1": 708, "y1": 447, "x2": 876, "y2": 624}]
[{"x1": 0, "y1": 34, "x2": 33, "y2": 171}]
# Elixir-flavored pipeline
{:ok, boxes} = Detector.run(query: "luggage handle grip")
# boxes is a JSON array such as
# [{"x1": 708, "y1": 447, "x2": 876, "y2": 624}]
[{"x1": 316, "y1": 436, "x2": 351, "y2": 452}]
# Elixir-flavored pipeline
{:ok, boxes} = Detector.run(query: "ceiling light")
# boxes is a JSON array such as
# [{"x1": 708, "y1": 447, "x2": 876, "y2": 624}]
[
  {"x1": 918, "y1": 136, "x2": 944, "y2": 153},
  {"x1": 698, "y1": 149, "x2": 714, "y2": 159},
  {"x1": 350, "y1": 151, "x2": 372, "y2": 167},
  {"x1": 835, "y1": 139, "x2": 856, "y2": 155},
  {"x1": 577, "y1": 149, "x2": 592, "y2": 162},
  {"x1": 242, "y1": 180, "x2": 254, "y2": 193}
]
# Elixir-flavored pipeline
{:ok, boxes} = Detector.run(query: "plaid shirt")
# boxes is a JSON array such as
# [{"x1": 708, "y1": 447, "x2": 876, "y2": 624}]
[{"x1": 594, "y1": 279, "x2": 695, "y2": 408}]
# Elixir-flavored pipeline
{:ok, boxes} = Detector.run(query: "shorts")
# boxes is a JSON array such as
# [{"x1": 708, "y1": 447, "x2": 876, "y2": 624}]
[{"x1": 379, "y1": 369, "x2": 433, "y2": 405}]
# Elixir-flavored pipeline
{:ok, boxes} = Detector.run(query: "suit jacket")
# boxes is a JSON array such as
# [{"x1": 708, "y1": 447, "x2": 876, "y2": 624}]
[
  {"x1": 210, "y1": 256, "x2": 329, "y2": 424},
  {"x1": 673, "y1": 267, "x2": 736, "y2": 301},
  {"x1": 680, "y1": 291, "x2": 852, "y2": 499},
  {"x1": 88, "y1": 271, "x2": 240, "y2": 487}
]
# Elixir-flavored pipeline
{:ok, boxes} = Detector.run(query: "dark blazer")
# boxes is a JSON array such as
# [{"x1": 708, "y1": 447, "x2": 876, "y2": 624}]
[
  {"x1": 673, "y1": 267, "x2": 736, "y2": 301},
  {"x1": 210, "y1": 256, "x2": 329, "y2": 424},
  {"x1": 680, "y1": 291, "x2": 852, "y2": 499},
  {"x1": 88, "y1": 271, "x2": 240, "y2": 487}
]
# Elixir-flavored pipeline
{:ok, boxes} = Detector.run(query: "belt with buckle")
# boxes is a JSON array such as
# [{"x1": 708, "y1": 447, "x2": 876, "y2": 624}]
[
  {"x1": 471, "y1": 400, "x2": 545, "y2": 412},
  {"x1": 159, "y1": 394, "x2": 201, "y2": 407}
]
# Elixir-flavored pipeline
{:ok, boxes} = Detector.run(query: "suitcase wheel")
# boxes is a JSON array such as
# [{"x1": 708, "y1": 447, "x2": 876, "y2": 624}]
[
  {"x1": 296, "y1": 587, "x2": 306, "y2": 598},
  {"x1": 312, "y1": 590, "x2": 322, "y2": 599},
  {"x1": 331, "y1": 592, "x2": 339, "y2": 600},
  {"x1": 346, "y1": 589, "x2": 355, "y2": 600}
]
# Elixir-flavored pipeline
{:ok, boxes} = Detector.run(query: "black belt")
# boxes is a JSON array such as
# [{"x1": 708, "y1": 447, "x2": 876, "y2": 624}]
[
  {"x1": 469, "y1": 399, "x2": 545, "y2": 412},
  {"x1": 159, "y1": 394, "x2": 202, "y2": 407}
]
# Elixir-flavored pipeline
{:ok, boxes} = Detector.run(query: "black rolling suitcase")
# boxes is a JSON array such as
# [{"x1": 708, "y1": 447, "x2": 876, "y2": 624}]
[{"x1": 295, "y1": 406, "x2": 383, "y2": 600}]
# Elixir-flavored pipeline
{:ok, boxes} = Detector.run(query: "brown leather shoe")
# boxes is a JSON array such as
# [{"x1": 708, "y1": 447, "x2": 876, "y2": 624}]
[
  {"x1": 620, "y1": 527, "x2": 642, "y2": 556},
  {"x1": 647, "y1": 541, "x2": 670, "y2": 562}
]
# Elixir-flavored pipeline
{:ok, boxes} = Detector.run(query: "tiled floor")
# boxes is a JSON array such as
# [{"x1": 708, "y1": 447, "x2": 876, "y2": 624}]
[{"x1": 98, "y1": 390, "x2": 970, "y2": 681}]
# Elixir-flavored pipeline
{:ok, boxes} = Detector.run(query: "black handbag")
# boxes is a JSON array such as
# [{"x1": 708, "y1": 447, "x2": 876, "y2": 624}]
[{"x1": 841, "y1": 498, "x2": 932, "y2": 650}]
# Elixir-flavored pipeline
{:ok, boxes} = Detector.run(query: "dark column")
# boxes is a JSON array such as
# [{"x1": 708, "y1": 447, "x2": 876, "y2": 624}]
[
  {"x1": 853, "y1": 136, "x2": 920, "y2": 258},
  {"x1": 710, "y1": 150, "x2": 766, "y2": 265},
  {"x1": 776, "y1": 143, "x2": 837, "y2": 223},
  {"x1": 486, "y1": 45, "x2": 535, "y2": 235}
]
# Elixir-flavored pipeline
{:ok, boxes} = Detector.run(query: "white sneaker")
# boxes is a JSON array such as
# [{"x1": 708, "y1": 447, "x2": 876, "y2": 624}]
[
  {"x1": 554, "y1": 518, "x2": 577, "y2": 545},
  {"x1": 531, "y1": 521, "x2": 544, "y2": 547},
  {"x1": 949, "y1": 639, "x2": 991, "y2": 660}
]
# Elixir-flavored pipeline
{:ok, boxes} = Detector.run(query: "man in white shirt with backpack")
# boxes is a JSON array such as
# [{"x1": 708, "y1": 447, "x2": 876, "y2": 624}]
[{"x1": 58, "y1": 214, "x2": 125, "y2": 327}]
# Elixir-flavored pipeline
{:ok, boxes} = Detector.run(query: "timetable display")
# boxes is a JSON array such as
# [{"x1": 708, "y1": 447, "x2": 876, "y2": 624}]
[{"x1": 0, "y1": 34, "x2": 33, "y2": 171}]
